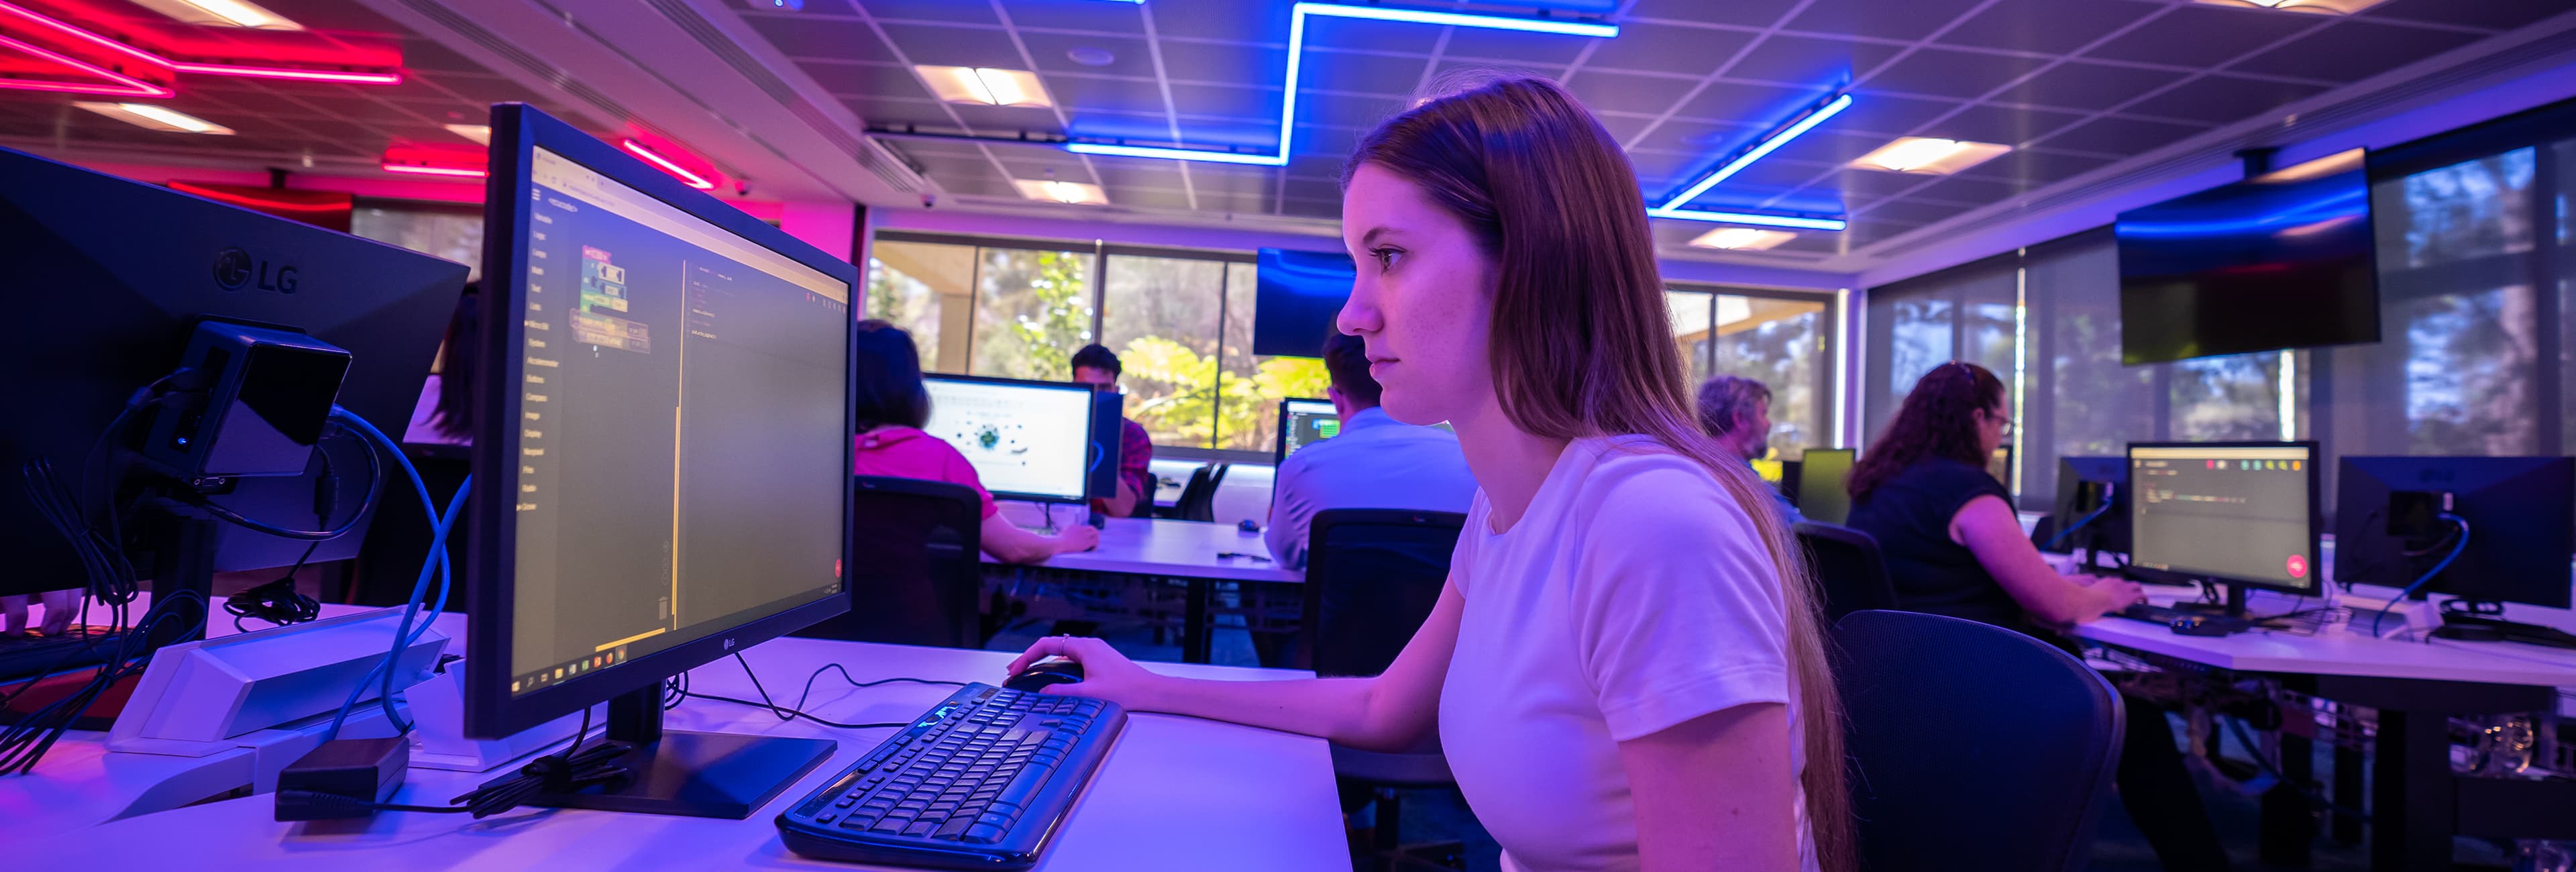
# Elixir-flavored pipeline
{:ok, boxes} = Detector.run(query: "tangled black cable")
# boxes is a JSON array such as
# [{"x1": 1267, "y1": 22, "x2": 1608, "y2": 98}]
[
  {"x1": 225, "y1": 543, "x2": 323, "y2": 632},
  {"x1": 276, "y1": 706, "x2": 633, "y2": 819},
  {"x1": 0, "y1": 589, "x2": 206, "y2": 775},
  {"x1": 175, "y1": 425, "x2": 382, "y2": 541},
  {"x1": 669, "y1": 655, "x2": 962, "y2": 730}
]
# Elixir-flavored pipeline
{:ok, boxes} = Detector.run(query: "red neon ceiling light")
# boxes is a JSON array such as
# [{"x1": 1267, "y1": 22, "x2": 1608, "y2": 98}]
[
  {"x1": 382, "y1": 163, "x2": 486, "y2": 178},
  {"x1": 168, "y1": 180, "x2": 352, "y2": 211},
  {"x1": 382, "y1": 143, "x2": 487, "y2": 179},
  {"x1": 0, "y1": 0, "x2": 400, "y2": 87},
  {"x1": 619, "y1": 140, "x2": 717, "y2": 190},
  {"x1": 0, "y1": 28, "x2": 169, "y2": 95}
]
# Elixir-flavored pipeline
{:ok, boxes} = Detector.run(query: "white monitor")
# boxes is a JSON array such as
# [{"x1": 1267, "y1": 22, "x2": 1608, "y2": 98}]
[{"x1": 922, "y1": 375, "x2": 1098, "y2": 503}]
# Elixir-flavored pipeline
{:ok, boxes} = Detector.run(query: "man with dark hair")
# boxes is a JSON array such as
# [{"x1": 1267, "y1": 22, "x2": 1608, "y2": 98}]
[
  {"x1": 1265, "y1": 333, "x2": 1476, "y2": 569},
  {"x1": 1695, "y1": 374, "x2": 1801, "y2": 523},
  {"x1": 1071, "y1": 343, "x2": 1153, "y2": 517}
]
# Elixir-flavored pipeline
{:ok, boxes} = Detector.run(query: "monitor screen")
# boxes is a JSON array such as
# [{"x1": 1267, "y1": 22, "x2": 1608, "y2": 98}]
[
  {"x1": 922, "y1": 375, "x2": 1097, "y2": 503},
  {"x1": 500, "y1": 144, "x2": 851, "y2": 694},
  {"x1": 1750, "y1": 459, "x2": 1784, "y2": 485},
  {"x1": 1252, "y1": 249, "x2": 1356, "y2": 358},
  {"x1": 2127, "y1": 443, "x2": 2318, "y2": 593},
  {"x1": 1277, "y1": 398, "x2": 1338, "y2": 461},
  {"x1": 2047, "y1": 456, "x2": 2131, "y2": 555},
  {"x1": 1796, "y1": 447, "x2": 1855, "y2": 525},
  {"x1": 2115, "y1": 152, "x2": 2379, "y2": 365}
]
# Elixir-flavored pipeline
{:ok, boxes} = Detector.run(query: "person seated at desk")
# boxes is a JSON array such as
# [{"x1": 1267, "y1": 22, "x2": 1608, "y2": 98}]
[
  {"x1": 1695, "y1": 374, "x2": 1801, "y2": 525},
  {"x1": 1071, "y1": 343, "x2": 1153, "y2": 519},
  {"x1": 1846, "y1": 360, "x2": 2230, "y2": 872},
  {"x1": 1265, "y1": 332, "x2": 1477, "y2": 569},
  {"x1": 1012, "y1": 76, "x2": 1849, "y2": 872},
  {"x1": 851, "y1": 320, "x2": 1097, "y2": 564}
]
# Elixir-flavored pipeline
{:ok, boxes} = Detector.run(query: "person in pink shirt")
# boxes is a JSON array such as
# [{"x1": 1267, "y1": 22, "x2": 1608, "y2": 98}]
[{"x1": 852, "y1": 320, "x2": 1096, "y2": 563}]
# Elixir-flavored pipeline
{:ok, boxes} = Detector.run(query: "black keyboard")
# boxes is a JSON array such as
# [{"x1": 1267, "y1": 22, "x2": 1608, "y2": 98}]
[
  {"x1": 0, "y1": 625, "x2": 121, "y2": 682},
  {"x1": 777, "y1": 683, "x2": 1125, "y2": 870}
]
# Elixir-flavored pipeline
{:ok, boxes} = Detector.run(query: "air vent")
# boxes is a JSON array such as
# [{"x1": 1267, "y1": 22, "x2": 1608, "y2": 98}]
[{"x1": 639, "y1": 0, "x2": 927, "y2": 193}]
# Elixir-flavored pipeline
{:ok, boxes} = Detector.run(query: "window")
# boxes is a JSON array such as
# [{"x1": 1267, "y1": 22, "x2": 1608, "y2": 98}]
[
  {"x1": 969, "y1": 248, "x2": 1094, "y2": 380},
  {"x1": 1862, "y1": 254, "x2": 2016, "y2": 454},
  {"x1": 1101, "y1": 254, "x2": 1226, "y2": 447},
  {"x1": 1672, "y1": 285, "x2": 1837, "y2": 459},
  {"x1": 864, "y1": 239, "x2": 973, "y2": 372},
  {"x1": 351, "y1": 200, "x2": 483, "y2": 281}
]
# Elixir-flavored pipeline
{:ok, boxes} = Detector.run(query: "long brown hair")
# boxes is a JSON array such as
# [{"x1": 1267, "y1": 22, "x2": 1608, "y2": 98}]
[
  {"x1": 1348, "y1": 74, "x2": 1852, "y2": 871},
  {"x1": 1850, "y1": 360, "x2": 2006, "y2": 502}
]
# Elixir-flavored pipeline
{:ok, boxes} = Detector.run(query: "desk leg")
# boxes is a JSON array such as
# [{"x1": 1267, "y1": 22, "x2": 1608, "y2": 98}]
[
  {"x1": 2370, "y1": 708, "x2": 2455, "y2": 871},
  {"x1": 2262, "y1": 730, "x2": 2316, "y2": 867},
  {"x1": 2332, "y1": 745, "x2": 2365, "y2": 845},
  {"x1": 1182, "y1": 578, "x2": 1211, "y2": 665}
]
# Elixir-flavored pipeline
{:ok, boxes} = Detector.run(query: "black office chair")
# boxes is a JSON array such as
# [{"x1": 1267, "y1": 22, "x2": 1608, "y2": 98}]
[
  {"x1": 1161, "y1": 462, "x2": 1229, "y2": 522},
  {"x1": 1835, "y1": 609, "x2": 2125, "y2": 872},
  {"x1": 795, "y1": 476, "x2": 987, "y2": 649},
  {"x1": 1301, "y1": 508, "x2": 1468, "y2": 872},
  {"x1": 1794, "y1": 521, "x2": 1898, "y2": 623}
]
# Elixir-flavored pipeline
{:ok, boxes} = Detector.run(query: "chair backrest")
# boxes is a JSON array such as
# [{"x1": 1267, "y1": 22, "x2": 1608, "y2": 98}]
[
  {"x1": 1794, "y1": 521, "x2": 1898, "y2": 622},
  {"x1": 1835, "y1": 609, "x2": 2125, "y2": 872},
  {"x1": 1171, "y1": 462, "x2": 1230, "y2": 523},
  {"x1": 796, "y1": 476, "x2": 985, "y2": 648},
  {"x1": 1299, "y1": 508, "x2": 1466, "y2": 676}
]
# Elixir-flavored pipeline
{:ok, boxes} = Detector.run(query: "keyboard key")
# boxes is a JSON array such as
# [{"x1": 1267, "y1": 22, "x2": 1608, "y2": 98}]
[
  {"x1": 834, "y1": 797, "x2": 856, "y2": 808},
  {"x1": 905, "y1": 820, "x2": 938, "y2": 837},
  {"x1": 962, "y1": 824, "x2": 1006, "y2": 844},
  {"x1": 814, "y1": 812, "x2": 838, "y2": 824},
  {"x1": 935, "y1": 818, "x2": 975, "y2": 840},
  {"x1": 869, "y1": 817, "x2": 908, "y2": 834}
]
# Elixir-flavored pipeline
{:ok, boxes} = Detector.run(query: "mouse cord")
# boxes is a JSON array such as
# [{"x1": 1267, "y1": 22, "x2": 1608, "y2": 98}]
[{"x1": 673, "y1": 654, "x2": 964, "y2": 730}]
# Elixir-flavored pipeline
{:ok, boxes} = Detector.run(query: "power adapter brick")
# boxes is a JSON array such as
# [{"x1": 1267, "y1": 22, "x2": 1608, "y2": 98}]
[{"x1": 274, "y1": 737, "x2": 409, "y2": 821}]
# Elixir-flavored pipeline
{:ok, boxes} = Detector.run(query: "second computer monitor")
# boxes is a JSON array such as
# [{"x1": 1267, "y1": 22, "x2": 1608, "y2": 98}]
[
  {"x1": 1796, "y1": 448, "x2": 1856, "y2": 525},
  {"x1": 2047, "y1": 456, "x2": 2131, "y2": 555},
  {"x1": 2127, "y1": 441, "x2": 2319, "y2": 596},
  {"x1": 1276, "y1": 398, "x2": 1338, "y2": 464},
  {"x1": 921, "y1": 374, "x2": 1098, "y2": 504},
  {"x1": 2333, "y1": 455, "x2": 2573, "y2": 609}
]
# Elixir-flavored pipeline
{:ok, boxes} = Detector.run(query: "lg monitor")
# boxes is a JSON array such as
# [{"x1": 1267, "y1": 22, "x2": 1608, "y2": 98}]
[
  {"x1": 2126, "y1": 441, "x2": 2320, "y2": 614},
  {"x1": 920, "y1": 374, "x2": 1099, "y2": 504},
  {"x1": 0, "y1": 145, "x2": 463, "y2": 601},
  {"x1": 1276, "y1": 398, "x2": 1338, "y2": 463},
  {"x1": 464, "y1": 104, "x2": 856, "y2": 818},
  {"x1": 2044, "y1": 456, "x2": 2131, "y2": 560},
  {"x1": 1796, "y1": 448, "x2": 1856, "y2": 525},
  {"x1": 2332, "y1": 456, "x2": 2573, "y2": 610}
]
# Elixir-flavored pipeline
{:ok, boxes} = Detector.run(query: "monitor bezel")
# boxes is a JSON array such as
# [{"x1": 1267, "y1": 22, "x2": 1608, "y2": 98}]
[
  {"x1": 466, "y1": 103, "x2": 858, "y2": 740},
  {"x1": 919, "y1": 372, "x2": 1101, "y2": 504},
  {"x1": 1273, "y1": 396, "x2": 1333, "y2": 465},
  {"x1": 2123, "y1": 439, "x2": 2322, "y2": 596}
]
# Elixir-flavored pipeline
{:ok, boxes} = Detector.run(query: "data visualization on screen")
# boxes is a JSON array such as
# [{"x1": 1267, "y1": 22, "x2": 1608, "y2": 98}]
[
  {"x1": 2127, "y1": 443, "x2": 2316, "y2": 592},
  {"x1": 922, "y1": 376, "x2": 1095, "y2": 503},
  {"x1": 505, "y1": 146, "x2": 849, "y2": 691},
  {"x1": 1278, "y1": 400, "x2": 1338, "y2": 461}
]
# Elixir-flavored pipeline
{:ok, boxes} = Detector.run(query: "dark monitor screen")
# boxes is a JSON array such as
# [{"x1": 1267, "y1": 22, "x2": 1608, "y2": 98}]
[
  {"x1": 1252, "y1": 248, "x2": 1355, "y2": 358},
  {"x1": 2045, "y1": 456, "x2": 2131, "y2": 555},
  {"x1": 1087, "y1": 391, "x2": 1123, "y2": 501},
  {"x1": 920, "y1": 374, "x2": 1099, "y2": 504},
  {"x1": 2115, "y1": 152, "x2": 2379, "y2": 365},
  {"x1": 469, "y1": 105, "x2": 854, "y2": 739},
  {"x1": 2127, "y1": 442, "x2": 2319, "y2": 594},
  {"x1": 2332, "y1": 456, "x2": 2572, "y2": 609},
  {"x1": 1277, "y1": 398, "x2": 1338, "y2": 463},
  {"x1": 1796, "y1": 448, "x2": 1855, "y2": 525}
]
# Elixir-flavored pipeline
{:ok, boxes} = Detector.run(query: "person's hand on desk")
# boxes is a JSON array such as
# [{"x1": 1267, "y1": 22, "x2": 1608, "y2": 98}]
[
  {"x1": 2066, "y1": 574, "x2": 2146, "y2": 624},
  {"x1": 1006, "y1": 635, "x2": 1156, "y2": 708}
]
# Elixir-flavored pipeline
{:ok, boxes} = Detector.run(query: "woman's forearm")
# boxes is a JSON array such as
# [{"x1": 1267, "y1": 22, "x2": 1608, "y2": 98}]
[{"x1": 1126, "y1": 673, "x2": 1424, "y2": 751}]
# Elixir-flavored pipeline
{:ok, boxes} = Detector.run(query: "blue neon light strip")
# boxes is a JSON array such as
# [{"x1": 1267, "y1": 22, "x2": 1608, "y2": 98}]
[
  {"x1": 1644, "y1": 207, "x2": 1847, "y2": 231},
  {"x1": 1658, "y1": 93, "x2": 1851, "y2": 211},
  {"x1": 1060, "y1": 3, "x2": 1613, "y2": 166}
]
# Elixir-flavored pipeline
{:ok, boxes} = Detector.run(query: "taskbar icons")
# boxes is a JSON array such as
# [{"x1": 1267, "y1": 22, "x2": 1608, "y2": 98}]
[{"x1": 512, "y1": 644, "x2": 632, "y2": 694}]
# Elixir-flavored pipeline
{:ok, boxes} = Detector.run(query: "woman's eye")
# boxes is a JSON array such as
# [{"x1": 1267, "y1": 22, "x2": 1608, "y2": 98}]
[{"x1": 1374, "y1": 248, "x2": 1401, "y2": 270}]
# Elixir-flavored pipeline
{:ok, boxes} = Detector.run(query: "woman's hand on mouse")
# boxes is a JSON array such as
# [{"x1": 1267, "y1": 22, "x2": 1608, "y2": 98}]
[{"x1": 1007, "y1": 635, "x2": 1155, "y2": 706}]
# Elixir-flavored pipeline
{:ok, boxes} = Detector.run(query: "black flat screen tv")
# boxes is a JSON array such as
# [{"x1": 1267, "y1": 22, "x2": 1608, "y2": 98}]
[
  {"x1": 2115, "y1": 153, "x2": 2379, "y2": 365},
  {"x1": 1252, "y1": 248, "x2": 1357, "y2": 358}
]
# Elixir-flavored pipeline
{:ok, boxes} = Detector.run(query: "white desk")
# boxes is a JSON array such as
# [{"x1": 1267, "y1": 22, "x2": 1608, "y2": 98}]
[
  {"x1": 30, "y1": 636, "x2": 1346, "y2": 872},
  {"x1": 986, "y1": 518, "x2": 1298, "y2": 664}
]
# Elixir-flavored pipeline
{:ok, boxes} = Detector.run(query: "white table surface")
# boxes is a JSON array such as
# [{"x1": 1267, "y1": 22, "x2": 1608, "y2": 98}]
[
  {"x1": 30, "y1": 634, "x2": 1346, "y2": 871},
  {"x1": 2071, "y1": 588, "x2": 2576, "y2": 688},
  {"x1": 987, "y1": 517, "x2": 1300, "y2": 584}
]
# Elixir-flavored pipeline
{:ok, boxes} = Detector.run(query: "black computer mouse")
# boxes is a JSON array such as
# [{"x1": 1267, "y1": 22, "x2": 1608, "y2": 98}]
[
  {"x1": 1003, "y1": 657, "x2": 1085, "y2": 692},
  {"x1": 2170, "y1": 616, "x2": 2236, "y2": 637},
  {"x1": 1238, "y1": 519, "x2": 1261, "y2": 533}
]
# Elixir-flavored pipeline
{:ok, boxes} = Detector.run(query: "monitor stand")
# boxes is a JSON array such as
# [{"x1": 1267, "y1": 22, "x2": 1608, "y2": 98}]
[
  {"x1": 519, "y1": 684, "x2": 836, "y2": 819},
  {"x1": 2169, "y1": 580, "x2": 2252, "y2": 619}
]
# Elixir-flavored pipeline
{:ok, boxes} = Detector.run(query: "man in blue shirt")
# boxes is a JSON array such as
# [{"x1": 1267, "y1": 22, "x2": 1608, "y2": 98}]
[
  {"x1": 1696, "y1": 375, "x2": 1803, "y2": 525},
  {"x1": 1265, "y1": 333, "x2": 1478, "y2": 570}
]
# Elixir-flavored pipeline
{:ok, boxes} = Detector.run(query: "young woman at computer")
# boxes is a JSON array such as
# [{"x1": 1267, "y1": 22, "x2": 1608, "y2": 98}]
[
  {"x1": 1843, "y1": 361, "x2": 2229, "y2": 871},
  {"x1": 1011, "y1": 75, "x2": 1847, "y2": 872},
  {"x1": 850, "y1": 320, "x2": 1097, "y2": 563}
]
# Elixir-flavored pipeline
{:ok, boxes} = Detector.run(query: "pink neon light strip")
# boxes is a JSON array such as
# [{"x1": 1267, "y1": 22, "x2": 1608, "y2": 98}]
[
  {"x1": 382, "y1": 163, "x2": 487, "y2": 178},
  {"x1": 620, "y1": 140, "x2": 717, "y2": 189},
  {"x1": 0, "y1": 1, "x2": 399, "y2": 86},
  {"x1": 0, "y1": 32, "x2": 170, "y2": 97},
  {"x1": 0, "y1": 0, "x2": 168, "y2": 68}
]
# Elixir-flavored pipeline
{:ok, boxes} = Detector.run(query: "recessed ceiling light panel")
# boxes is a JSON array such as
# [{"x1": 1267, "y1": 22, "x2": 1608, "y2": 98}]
[
  {"x1": 1849, "y1": 137, "x2": 2011, "y2": 175},
  {"x1": 72, "y1": 101, "x2": 232, "y2": 133},
  {"x1": 2192, "y1": 0, "x2": 2389, "y2": 14},
  {"x1": 916, "y1": 66, "x2": 1053, "y2": 107},
  {"x1": 1012, "y1": 178, "x2": 1107, "y2": 205},
  {"x1": 1687, "y1": 227, "x2": 1796, "y2": 251},
  {"x1": 129, "y1": 0, "x2": 303, "y2": 30},
  {"x1": 444, "y1": 123, "x2": 492, "y2": 146}
]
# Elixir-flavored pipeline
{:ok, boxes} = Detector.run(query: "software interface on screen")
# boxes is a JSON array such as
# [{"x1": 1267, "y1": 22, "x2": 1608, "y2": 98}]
[
  {"x1": 1280, "y1": 400, "x2": 1338, "y2": 457},
  {"x1": 921, "y1": 377, "x2": 1093, "y2": 502},
  {"x1": 507, "y1": 147, "x2": 850, "y2": 692},
  {"x1": 1750, "y1": 459, "x2": 1784, "y2": 485},
  {"x1": 2129, "y1": 445, "x2": 2314, "y2": 591}
]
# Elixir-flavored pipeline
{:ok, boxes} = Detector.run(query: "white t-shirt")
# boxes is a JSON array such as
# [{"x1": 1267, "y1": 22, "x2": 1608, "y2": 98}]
[{"x1": 1439, "y1": 435, "x2": 1813, "y2": 872}]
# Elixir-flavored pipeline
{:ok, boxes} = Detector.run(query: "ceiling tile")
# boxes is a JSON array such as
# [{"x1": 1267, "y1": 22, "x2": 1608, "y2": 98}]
[
  {"x1": 1299, "y1": 15, "x2": 1440, "y2": 55},
  {"x1": 1957, "y1": 148, "x2": 2116, "y2": 187},
  {"x1": 1859, "y1": 198, "x2": 1978, "y2": 225},
  {"x1": 1199, "y1": 192, "x2": 1273, "y2": 215},
  {"x1": 1720, "y1": 34, "x2": 1898, "y2": 87},
  {"x1": 1695, "y1": 157, "x2": 1831, "y2": 190},
  {"x1": 845, "y1": 98, "x2": 957, "y2": 128},
  {"x1": 2037, "y1": 115, "x2": 2207, "y2": 156},
  {"x1": 1626, "y1": 0, "x2": 1802, "y2": 28},
  {"x1": 2121, "y1": 74, "x2": 2328, "y2": 125},
  {"x1": 1992, "y1": 61, "x2": 2185, "y2": 111},
  {"x1": 1829, "y1": 93, "x2": 1962, "y2": 136},
  {"x1": 2082, "y1": 6, "x2": 2324, "y2": 68},
  {"x1": 1291, "y1": 124, "x2": 1360, "y2": 157},
  {"x1": 1168, "y1": 83, "x2": 1276, "y2": 122},
  {"x1": 888, "y1": 138, "x2": 986, "y2": 158},
  {"x1": 876, "y1": 23, "x2": 1024, "y2": 68},
  {"x1": 1438, "y1": 27, "x2": 1597, "y2": 66},
  {"x1": 1048, "y1": 75, "x2": 1169, "y2": 116},
  {"x1": 1281, "y1": 178, "x2": 1340, "y2": 202},
  {"x1": 998, "y1": 157, "x2": 1093, "y2": 182},
  {"x1": 1297, "y1": 92, "x2": 1406, "y2": 129},
  {"x1": 1847, "y1": 219, "x2": 1927, "y2": 246},
  {"x1": 802, "y1": 61, "x2": 932, "y2": 99},
  {"x1": 1148, "y1": 7, "x2": 1285, "y2": 45},
  {"x1": 1299, "y1": 50, "x2": 1430, "y2": 98},
  {"x1": 1564, "y1": 70, "x2": 1699, "y2": 117},
  {"x1": 1904, "y1": 174, "x2": 2037, "y2": 205},
  {"x1": 1763, "y1": 129, "x2": 1911, "y2": 167},
  {"x1": 998, "y1": 0, "x2": 1146, "y2": 34},
  {"x1": 1279, "y1": 198, "x2": 1340, "y2": 219},
  {"x1": 746, "y1": 13, "x2": 894, "y2": 63},
  {"x1": 1624, "y1": 149, "x2": 1700, "y2": 186},
  {"x1": 1070, "y1": 113, "x2": 1181, "y2": 141},
  {"x1": 1157, "y1": 40, "x2": 1287, "y2": 87},
  {"x1": 909, "y1": 153, "x2": 998, "y2": 178},
  {"x1": 941, "y1": 174, "x2": 1019, "y2": 199},
  {"x1": 2225, "y1": 19, "x2": 2485, "y2": 83},
  {"x1": 1674, "y1": 80, "x2": 1835, "y2": 127},
  {"x1": 1627, "y1": 117, "x2": 1754, "y2": 154},
  {"x1": 1593, "y1": 111, "x2": 1656, "y2": 146},
  {"x1": 1581, "y1": 23, "x2": 1752, "y2": 78},
  {"x1": 1911, "y1": 103, "x2": 2088, "y2": 148},
  {"x1": 1784, "y1": 0, "x2": 1986, "y2": 42},
  {"x1": 398, "y1": 39, "x2": 499, "y2": 75},
  {"x1": 1426, "y1": 57, "x2": 1564, "y2": 85},
  {"x1": 1179, "y1": 117, "x2": 1282, "y2": 150},
  {"x1": 948, "y1": 104, "x2": 1065, "y2": 137},
  {"x1": 1020, "y1": 32, "x2": 1157, "y2": 78},
  {"x1": 855, "y1": 0, "x2": 998, "y2": 25},
  {"x1": 1933, "y1": 0, "x2": 2155, "y2": 54},
  {"x1": 1858, "y1": 48, "x2": 2045, "y2": 100},
  {"x1": 2359, "y1": 0, "x2": 2571, "y2": 30},
  {"x1": 1285, "y1": 154, "x2": 1345, "y2": 180},
  {"x1": 1113, "y1": 188, "x2": 1196, "y2": 211}
]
